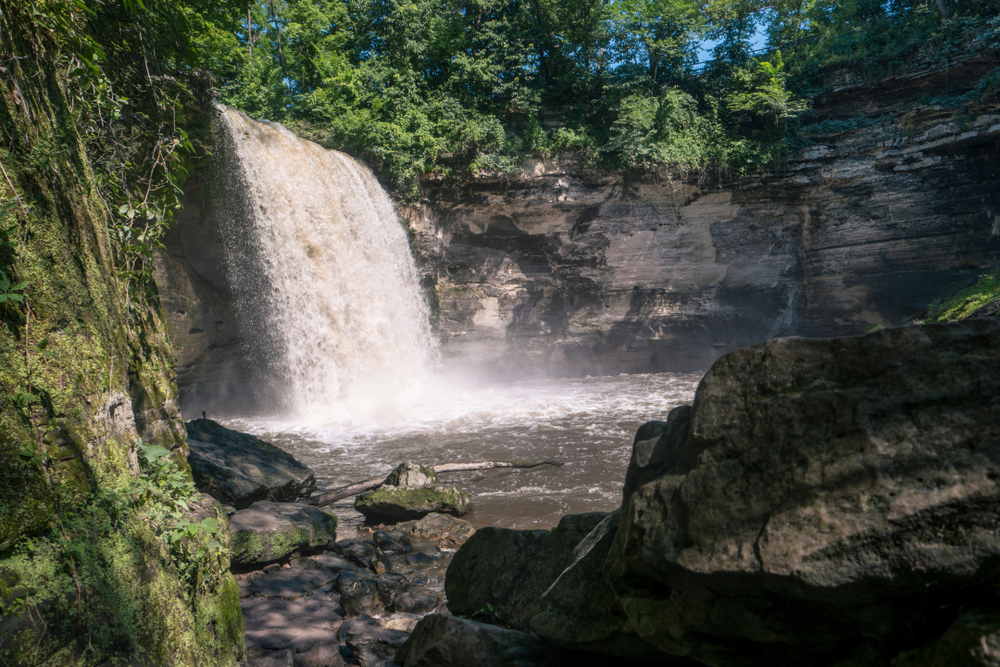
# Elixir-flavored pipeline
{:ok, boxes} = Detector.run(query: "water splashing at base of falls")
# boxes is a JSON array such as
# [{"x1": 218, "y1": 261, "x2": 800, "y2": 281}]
[{"x1": 214, "y1": 105, "x2": 438, "y2": 418}]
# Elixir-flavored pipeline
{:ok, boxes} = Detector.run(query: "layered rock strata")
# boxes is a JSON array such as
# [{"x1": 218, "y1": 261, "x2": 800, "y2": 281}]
[
  {"x1": 155, "y1": 51, "x2": 1000, "y2": 402},
  {"x1": 403, "y1": 49, "x2": 1000, "y2": 377}
]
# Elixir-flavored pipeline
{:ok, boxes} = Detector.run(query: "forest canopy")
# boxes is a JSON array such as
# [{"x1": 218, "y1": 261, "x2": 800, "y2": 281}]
[{"x1": 3, "y1": 0, "x2": 999, "y2": 200}]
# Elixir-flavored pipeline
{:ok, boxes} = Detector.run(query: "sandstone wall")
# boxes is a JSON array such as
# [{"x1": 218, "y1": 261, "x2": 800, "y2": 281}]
[{"x1": 404, "y1": 50, "x2": 1000, "y2": 377}]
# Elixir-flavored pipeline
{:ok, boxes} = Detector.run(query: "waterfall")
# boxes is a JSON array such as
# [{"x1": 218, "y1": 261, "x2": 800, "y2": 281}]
[{"x1": 213, "y1": 105, "x2": 438, "y2": 417}]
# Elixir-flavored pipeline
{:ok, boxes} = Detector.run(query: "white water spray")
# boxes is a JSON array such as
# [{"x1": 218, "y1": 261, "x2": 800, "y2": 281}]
[{"x1": 214, "y1": 105, "x2": 437, "y2": 417}]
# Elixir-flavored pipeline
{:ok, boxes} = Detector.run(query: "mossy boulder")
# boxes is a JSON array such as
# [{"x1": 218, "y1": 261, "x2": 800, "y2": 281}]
[
  {"x1": 186, "y1": 418, "x2": 316, "y2": 508},
  {"x1": 355, "y1": 485, "x2": 472, "y2": 523},
  {"x1": 230, "y1": 501, "x2": 338, "y2": 565}
]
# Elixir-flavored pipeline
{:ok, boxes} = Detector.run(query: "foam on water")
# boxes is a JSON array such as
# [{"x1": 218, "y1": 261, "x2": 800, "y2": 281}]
[{"x1": 226, "y1": 372, "x2": 701, "y2": 529}]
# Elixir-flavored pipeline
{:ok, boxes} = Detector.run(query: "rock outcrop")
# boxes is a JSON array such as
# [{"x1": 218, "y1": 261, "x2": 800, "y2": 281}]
[
  {"x1": 440, "y1": 318, "x2": 1000, "y2": 666},
  {"x1": 152, "y1": 176, "x2": 250, "y2": 416},
  {"x1": 186, "y1": 418, "x2": 316, "y2": 508},
  {"x1": 230, "y1": 502, "x2": 338, "y2": 565},
  {"x1": 0, "y1": 49, "x2": 243, "y2": 665},
  {"x1": 155, "y1": 50, "x2": 1000, "y2": 403}
]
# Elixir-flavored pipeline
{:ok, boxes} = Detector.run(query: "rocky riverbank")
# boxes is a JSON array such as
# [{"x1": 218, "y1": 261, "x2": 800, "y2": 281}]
[
  {"x1": 184, "y1": 316, "x2": 1000, "y2": 667},
  {"x1": 402, "y1": 317, "x2": 1000, "y2": 666},
  {"x1": 238, "y1": 513, "x2": 473, "y2": 667},
  {"x1": 183, "y1": 420, "x2": 478, "y2": 667}
]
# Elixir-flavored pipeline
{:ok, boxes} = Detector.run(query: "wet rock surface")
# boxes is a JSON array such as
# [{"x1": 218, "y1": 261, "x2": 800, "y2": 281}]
[{"x1": 187, "y1": 419, "x2": 317, "y2": 508}]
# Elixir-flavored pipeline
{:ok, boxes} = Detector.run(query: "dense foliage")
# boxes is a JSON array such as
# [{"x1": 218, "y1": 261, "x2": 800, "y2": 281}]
[
  {"x1": 3, "y1": 0, "x2": 999, "y2": 204},
  {"x1": 204, "y1": 0, "x2": 1000, "y2": 194}
]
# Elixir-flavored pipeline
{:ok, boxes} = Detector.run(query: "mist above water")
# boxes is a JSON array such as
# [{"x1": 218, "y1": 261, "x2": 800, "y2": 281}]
[
  {"x1": 211, "y1": 107, "x2": 702, "y2": 529},
  {"x1": 227, "y1": 371, "x2": 701, "y2": 530}
]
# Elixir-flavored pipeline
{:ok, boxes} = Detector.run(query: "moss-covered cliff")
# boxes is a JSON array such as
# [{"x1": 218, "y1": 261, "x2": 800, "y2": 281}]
[{"x1": 0, "y1": 5, "x2": 243, "y2": 665}]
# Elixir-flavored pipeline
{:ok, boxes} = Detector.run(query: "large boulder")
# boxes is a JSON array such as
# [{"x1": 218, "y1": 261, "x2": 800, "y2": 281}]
[
  {"x1": 598, "y1": 320, "x2": 1000, "y2": 665},
  {"x1": 445, "y1": 513, "x2": 607, "y2": 630},
  {"x1": 186, "y1": 418, "x2": 316, "y2": 509},
  {"x1": 441, "y1": 320, "x2": 1000, "y2": 666},
  {"x1": 230, "y1": 501, "x2": 337, "y2": 565},
  {"x1": 355, "y1": 462, "x2": 472, "y2": 522}
]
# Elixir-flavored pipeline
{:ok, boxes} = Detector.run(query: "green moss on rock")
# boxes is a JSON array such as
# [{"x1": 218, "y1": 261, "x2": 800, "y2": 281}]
[
  {"x1": 229, "y1": 501, "x2": 338, "y2": 565},
  {"x1": 0, "y1": 31, "x2": 240, "y2": 667},
  {"x1": 927, "y1": 272, "x2": 1000, "y2": 322},
  {"x1": 355, "y1": 484, "x2": 473, "y2": 522}
]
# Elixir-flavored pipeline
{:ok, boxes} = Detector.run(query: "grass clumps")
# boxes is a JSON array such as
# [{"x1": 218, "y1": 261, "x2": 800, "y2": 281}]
[{"x1": 926, "y1": 272, "x2": 1000, "y2": 322}]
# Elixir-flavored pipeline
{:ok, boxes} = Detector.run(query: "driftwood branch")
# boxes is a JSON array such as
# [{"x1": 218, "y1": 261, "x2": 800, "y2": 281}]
[
  {"x1": 306, "y1": 477, "x2": 385, "y2": 507},
  {"x1": 306, "y1": 460, "x2": 563, "y2": 508},
  {"x1": 430, "y1": 460, "x2": 563, "y2": 474}
]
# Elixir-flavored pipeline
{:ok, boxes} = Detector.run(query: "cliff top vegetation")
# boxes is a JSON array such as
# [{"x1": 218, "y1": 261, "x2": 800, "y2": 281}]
[
  {"x1": 3, "y1": 0, "x2": 998, "y2": 206},
  {"x1": 210, "y1": 0, "x2": 1000, "y2": 195}
]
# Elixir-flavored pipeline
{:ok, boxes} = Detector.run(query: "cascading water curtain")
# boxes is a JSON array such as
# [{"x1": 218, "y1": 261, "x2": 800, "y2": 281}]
[{"x1": 214, "y1": 104, "x2": 438, "y2": 417}]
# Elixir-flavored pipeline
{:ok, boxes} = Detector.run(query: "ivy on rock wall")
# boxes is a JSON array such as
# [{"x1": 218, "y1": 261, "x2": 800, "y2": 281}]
[{"x1": 0, "y1": 1, "x2": 243, "y2": 664}]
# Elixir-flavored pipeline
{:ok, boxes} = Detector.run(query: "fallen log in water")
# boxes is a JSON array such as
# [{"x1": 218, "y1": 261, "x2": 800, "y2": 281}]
[
  {"x1": 430, "y1": 460, "x2": 563, "y2": 474},
  {"x1": 306, "y1": 460, "x2": 563, "y2": 508}
]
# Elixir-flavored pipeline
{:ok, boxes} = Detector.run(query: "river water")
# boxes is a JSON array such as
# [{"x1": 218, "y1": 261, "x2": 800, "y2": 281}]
[{"x1": 224, "y1": 371, "x2": 701, "y2": 532}]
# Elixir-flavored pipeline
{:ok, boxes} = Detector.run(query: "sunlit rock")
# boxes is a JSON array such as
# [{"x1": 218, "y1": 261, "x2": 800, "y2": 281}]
[{"x1": 229, "y1": 501, "x2": 337, "y2": 565}]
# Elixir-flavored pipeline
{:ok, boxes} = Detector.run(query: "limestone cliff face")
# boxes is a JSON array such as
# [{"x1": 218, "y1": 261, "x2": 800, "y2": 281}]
[{"x1": 403, "y1": 49, "x2": 1000, "y2": 377}]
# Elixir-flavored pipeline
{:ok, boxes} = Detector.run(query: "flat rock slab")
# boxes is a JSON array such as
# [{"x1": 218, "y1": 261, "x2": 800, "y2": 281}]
[
  {"x1": 187, "y1": 418, "x2": 316, "y2": 508},
  {"x1": 299, "y1": 553, "x2": 369, "y2": 575},
  {"x1": 230, "y1": 501, "x2": 338, "y2": 565},
  {"x1": 344, "y1": 617, "x2": 411, "y2": 666},
  {"x1": 394, "y1": 513, "x2": 476, "y2": 549},
  {"x1": 249, "y1": 648, "x2": 294, "y2": 667},
  {"x1": 294, "y1": 642, "x2": 348, "y2": 667},
  {"x1": 242, "y1": 594, "x2": 343, "y2": 651},
  {"x1": 247, "y1": 568, "x2": 338, "y2": 600}
]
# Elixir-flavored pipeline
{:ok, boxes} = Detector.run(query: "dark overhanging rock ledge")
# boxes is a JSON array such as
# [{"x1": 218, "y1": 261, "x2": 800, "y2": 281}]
[{"x1": 415, "y1": 317, "x2": 1000, "y2": 667}]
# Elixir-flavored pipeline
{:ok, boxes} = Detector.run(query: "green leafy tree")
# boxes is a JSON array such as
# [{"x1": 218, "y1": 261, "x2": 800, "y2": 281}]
[{"x1": 725, "y1": 51, "x2": 809, "y2": 126}]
